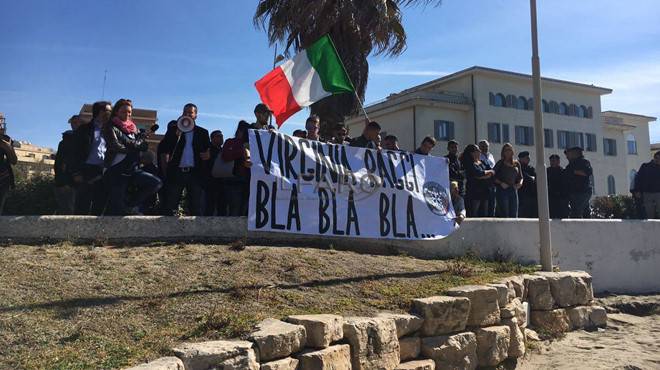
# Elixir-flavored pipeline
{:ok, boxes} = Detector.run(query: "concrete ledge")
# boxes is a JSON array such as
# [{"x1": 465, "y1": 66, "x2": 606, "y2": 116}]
[{"x1": 1, "y1": 216, "x2": 658, "y2": 294}]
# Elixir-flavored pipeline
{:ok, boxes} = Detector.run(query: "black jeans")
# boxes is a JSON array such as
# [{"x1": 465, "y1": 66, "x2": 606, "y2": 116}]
[
  {"x1": 205, "y1": 177, "x2": 228, "y2": 216},
  {"x1": 74, "y1": 164, "x2": 107, "y2": 215},
  {"x1": 164, "y1": 169, "x2": 205, "y2": 216},
  {"x1": 549, "y1": 196, "x2": 569, "y2": 218}
]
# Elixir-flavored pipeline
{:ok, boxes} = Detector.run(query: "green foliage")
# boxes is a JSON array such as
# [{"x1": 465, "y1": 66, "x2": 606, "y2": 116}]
[
  {"x1": 590, "y1": 195, "x2": 640, "y2": 219},
  {"x1": 3, "y1": 174, "x2": 57, "y2": 215}
]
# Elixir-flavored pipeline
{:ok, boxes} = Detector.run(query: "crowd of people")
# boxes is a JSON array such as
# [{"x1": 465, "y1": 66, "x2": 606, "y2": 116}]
[{"x1": 0, "y1": 100, "x2": 659, "y2": 220}]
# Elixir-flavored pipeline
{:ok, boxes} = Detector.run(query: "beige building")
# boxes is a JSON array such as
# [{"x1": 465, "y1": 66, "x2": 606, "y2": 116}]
[
  {"x1": 345, "y1": 66, "x2": 656, "y2": 196},
  {"x1": 13, "y1": 141, "x2": 55, "y2": 178}
]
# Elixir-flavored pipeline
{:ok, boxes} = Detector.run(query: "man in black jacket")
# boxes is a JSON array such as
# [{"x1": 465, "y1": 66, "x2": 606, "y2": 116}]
[
  {"x1": 547, "y1": 154, "x2": 568, "y2": 218},
  {"x1": 518, "y1": 151, "x2": 538, "y2": 218},
  {"x1": 54, "y1": 115, "x2": 83, "y2": 214},
  {"x1": 350, "y1": 121, "x2": 381, "y2": 149},
  {"x1": 564, "y1": 147, "x2": 593, "y2": 218},
  {"x1": 634, "y1": 151, "x2": 660, "y2": 219},
  {"x1": 445, "y1": 140, "x2": 465, "y2": 196},
  {"x1": 71, "y1": 101, "x2": 112, "y2": 215},
  {"x1": 159, "y1": 103, "x2": 211, "y2": 216}
]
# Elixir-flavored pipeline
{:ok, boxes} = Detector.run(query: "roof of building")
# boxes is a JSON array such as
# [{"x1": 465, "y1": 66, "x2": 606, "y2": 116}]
[
  {"x1": 395, "y1": 66, "x2": 613, "y2": 97},
  {"x1": 602, "y1": 110, "x2": 657, "y2": 121}
]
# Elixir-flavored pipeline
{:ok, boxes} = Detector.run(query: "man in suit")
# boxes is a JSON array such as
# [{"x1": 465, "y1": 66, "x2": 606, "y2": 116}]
[
  {"x1": 70, "y1": 101, "x2": 112, "y2": 215},
  {"x1": 159, "y1": 103, "x2": 211, "y2": 216}
]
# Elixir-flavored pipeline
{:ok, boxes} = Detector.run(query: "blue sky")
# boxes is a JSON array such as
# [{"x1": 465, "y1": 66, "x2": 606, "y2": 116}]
[{"x1": 1, "y1": 0, "x2": 659, "y2": 149}]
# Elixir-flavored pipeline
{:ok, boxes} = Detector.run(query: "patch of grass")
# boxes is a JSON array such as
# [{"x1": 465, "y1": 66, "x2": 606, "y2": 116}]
[{"x1": 0, "y1": 244, "x2": 532, "y2": 369}]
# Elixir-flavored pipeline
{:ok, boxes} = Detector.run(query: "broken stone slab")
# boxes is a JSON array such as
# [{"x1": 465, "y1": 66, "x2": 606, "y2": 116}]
[
  {"x1": 523, "y1": 275, "x2": 555, "y2": 310},
  {"x1": 249, "y1": 318, "x2": 306, "y2": 362},
  {"x1": 297, "y1": 344, "x2": 352, "y2": 370},
  {"x1": 501, "y1": 318, "x2": 525, "y2": 359},
  {"x1": 260, "y1": 357, "x2": 299, "y2": 370},
  {"x1": 536, "y1": 271, "x2": 594, "y2": 307},
  {"x1": 172, "y1": 340, "x2": 258, "y2": 370},
  {"x1": 445, "y1": 285, "x2": 500, "y2": 327},
  {"x1": 473, "y1": 326, "x2": 510, "y2": 367},
  {"x1": 124, "y1": 356, "x2": 185, "y2": 370},
  {"x1": 524, "y1": 328, "x2": 540, "y2": 341},
  {"x1": 421, "y1": 332, "x2": 477, "y2": 370},
  {"x1": 343, "y1": 316, "x2": 400, "y2": 370},
  {"x1": 530, "y1": 309, "x2": 571, "y2": 334},
  {"x1": 497, "y1": 275, "x2": 525, "y2": 299},
  {"x1": 395, "y1": 359, "x2": 436, "y2": 370},
  {"x1": 488, "y1": 283, "x2": 510, "y2": 308},
  {"x1": 411, "y1": 296, "x2": 470, "y2": 336},
  {"x1": 567, "y1": 305, "x2": 607, "y2": 330},
  {"x1": 399, "y1": 336, "x2": 421, "y2": 361},
  {"x1": 286, "y1": 314, "x2": 343, "y2": 348},
  {"x1": 501, "y1": 298, "x2": 527, "y2": 328},
  {"x1": 376, "y1": 312, "x2": 424, "y2": 338}
]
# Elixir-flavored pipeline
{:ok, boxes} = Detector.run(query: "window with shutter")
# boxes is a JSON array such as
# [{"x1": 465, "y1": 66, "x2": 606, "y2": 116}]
[{"x1": 502, "y1": 124, "x2": 510, "y2": 143}]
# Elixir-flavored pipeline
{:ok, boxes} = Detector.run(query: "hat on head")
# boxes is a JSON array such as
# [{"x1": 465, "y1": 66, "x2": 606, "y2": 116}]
[
  {"x1": 254, "y1": 103, "x2": 273, "y2": 113},
  {"x1": 518, "y1": 151, "x2": 530, "y2": 159}
]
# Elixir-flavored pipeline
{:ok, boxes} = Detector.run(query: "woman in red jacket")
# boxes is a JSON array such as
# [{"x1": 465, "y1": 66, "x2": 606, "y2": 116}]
[{"x1": 222, "y1": 120, "x2": 252, "y2": 216}]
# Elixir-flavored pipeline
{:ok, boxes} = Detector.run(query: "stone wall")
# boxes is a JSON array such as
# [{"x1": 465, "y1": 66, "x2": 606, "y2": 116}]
[
  {"x1": 1, "y1": 216, "x2": 658, "y2": 293},
  {"x1": 124, "y1": 271, "x2": 606, "y2": 370}
]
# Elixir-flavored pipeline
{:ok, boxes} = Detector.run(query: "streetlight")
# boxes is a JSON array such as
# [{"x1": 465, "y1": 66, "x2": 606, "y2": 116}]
[{"x1": 530, "y1": 0, "x2": 553, "y2": 272}]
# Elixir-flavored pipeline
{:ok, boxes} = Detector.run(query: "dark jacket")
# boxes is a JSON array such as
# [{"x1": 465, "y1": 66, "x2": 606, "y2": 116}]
[
  {"x1": 564, "y1": 156, "x2": 593, "y2": 194},
  {"x1": 349, "y1": 134, "x2": 376, "y2": 149},
  {"x1": 635, "y1": 161, "x2": 660, "y2": 193},
  {"x1": 519, "y1": 163, "x2": 537, "y2": 198},
  {"x1": 159, "y1": 125, "x2": 211, "y2": 178},
  {"x1": 70, "y1": 121, "x2": 104, "y2": 176},
  {"x1": 547, "y1": 166, "x2": 567, "y2": 198},
  {"x1": 54, "y1": 130, "x2": 77, "y2": 186},
  {"x1": 0, "y1": 137, "x2": 16, "y2": 189},
  {"x1": 102, "y1": 124, "x2": 148, "y2": 172},
  {"x1": 222, "y1": 137, "x2": 250, "y2": 180}
]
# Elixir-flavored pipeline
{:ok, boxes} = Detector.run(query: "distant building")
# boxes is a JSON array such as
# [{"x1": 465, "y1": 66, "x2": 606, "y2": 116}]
[
  {"x1": 78, "y1": 103, "x2": 161, "y2": 156},
  {"x1": 345, "y1": 66, "x2": 657, "y2": 196},
  {"x1": 13, "y1": 141, "x2": 55, "y2": 178}
]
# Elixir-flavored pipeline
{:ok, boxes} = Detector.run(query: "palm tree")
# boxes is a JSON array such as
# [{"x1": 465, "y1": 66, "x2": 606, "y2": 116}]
[{"x1": 254, "y1": 0, "x2": 441, "y2": 137}]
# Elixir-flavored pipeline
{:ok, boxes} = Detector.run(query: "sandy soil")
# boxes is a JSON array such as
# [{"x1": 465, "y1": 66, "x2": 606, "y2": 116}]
[{"x1": 518, "y1": 295, "x2": 660, "y2": 370}]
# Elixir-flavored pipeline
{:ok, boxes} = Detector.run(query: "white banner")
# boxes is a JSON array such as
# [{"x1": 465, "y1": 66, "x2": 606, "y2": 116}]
[{"x1": 248, "y1": 130, "x2": 457, "y2": 240}]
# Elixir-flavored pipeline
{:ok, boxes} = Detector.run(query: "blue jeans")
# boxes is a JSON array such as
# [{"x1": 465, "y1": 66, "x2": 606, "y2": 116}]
[
  {"x1": 496, "y1": 186, "x2": 518, "y2": 218},
  {"x1": 569, "y1": 191, "x2": 592, "y2": 218},
  {"x1": 105, "y1": 166, "x2": 162, "y2": 216}
]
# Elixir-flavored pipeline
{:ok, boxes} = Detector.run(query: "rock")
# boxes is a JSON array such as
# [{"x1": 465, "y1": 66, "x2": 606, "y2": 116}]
[
  {"x1": 421, "y1": 332, "x2": 477, "y2": 370},
  {"x1": 520, "y1": 301, "x2": 529, "y2": 328},
  {"x1": 395, "y1": 359, "x2": 436, "y2": 370},
  {"x1": 523, "y1": 275, "x2": 555, "y2": 310},
  {"x1": 530, "y1": 309, "x2": 570, "y2": 334},
  {"x1": 501, "y1": 318, "x2": 525, "y2": 359},
  {"x1": 286, "y1": 314, "x2": 343, "y2": 348},
  {"x1": 298, "y1": 344, "x2": 352, "y2": 370},
  {"x1": 260, "y1": 357, "x2": 299, "y2": 370},
  {"x1": 502, "y1": 298, "x2": 527, "y2": 327},
  {"x1": 172, "y1": 340, "x2": 258, "y2": 370},
  {"x1": 399, "y1": 336, "x2": 421, "y2": 361},
  {"x1": 536, "y1": 271, "x2": 594, "y2": 307},
  {"x1": 249, "y1": 318, "x2": 306, "y2": 362},
  {"x1": 124, "y1": 357, "x2": 184, "y2": 370},
  {"x1": 497, "y1": 276, "x2": 524, "y2": 299},
  {"x1": 376, "y1": 312, "x2": 424, "y2": 338},
  {"x1": 473, "y1": 326, "x2": 510, "y2": 367},
  {"x1": 488, "y1": 283, "x2": 510, "y2": 308},
  {"x1": 524, "y1": 328, "x2": 540, "y2": 341},
  {"x1": 590, "y1": 306, "x2": 607, "y2": 327},
  {"x1": 343, "y1": 316, "x2": 400, "y2": 370},
  {"x1": 446, "y1": 285, "x2": 500, "y2": 327},
  {"x1": 411, "y1": 296, "x2": 470, "y2": 336}
]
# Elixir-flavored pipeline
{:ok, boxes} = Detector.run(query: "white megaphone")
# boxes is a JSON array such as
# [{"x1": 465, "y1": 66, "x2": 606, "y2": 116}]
[{"x1": 176, "y1": 115, "x2": 195, "y2": 133}]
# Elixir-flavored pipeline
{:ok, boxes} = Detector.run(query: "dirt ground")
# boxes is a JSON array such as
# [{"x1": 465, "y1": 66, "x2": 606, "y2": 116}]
[
  {"x1": 519, "y1": 295, "x2": 660, "y2": 370},
  {"x1": 0, "y1": 243, "x2": 529, "y2": 369}
]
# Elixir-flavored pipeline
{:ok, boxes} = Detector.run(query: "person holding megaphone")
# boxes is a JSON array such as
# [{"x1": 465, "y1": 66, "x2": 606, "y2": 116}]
[{"x1": 159, "y1": 103, "x2": 211, "y2": 216}]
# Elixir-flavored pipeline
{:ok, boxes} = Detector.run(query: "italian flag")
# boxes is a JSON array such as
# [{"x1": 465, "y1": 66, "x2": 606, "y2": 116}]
[{"x1": 254, "y1": 35, "x2": 354, "y2": 127}]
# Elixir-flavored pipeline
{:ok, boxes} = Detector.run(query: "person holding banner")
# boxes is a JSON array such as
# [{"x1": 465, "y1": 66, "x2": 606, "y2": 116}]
[
  {"x1": 463, "y1": 144, "x2": 495, "y2": 217},
  {"x1": 383, "y1": 135, "x2": 400, "y2": 151},
  {"x1": 305, "y1": 115, "x2": 322, "y2": 141},
  {"x1": 415, "y1": 136, "x2": 437, "y2": 155},
  {"x1": 350, "y1": 121, "x2": 381, "y2": 149},
  {"x1": 331, "y1": 124, "x2": 351, "y2": 145},
  {"x1": 451, "y1": 181, "x2": 466, "y2": 225},
  {"x1": 252, "y1": 103, "x2": 273, "y2": 130}
]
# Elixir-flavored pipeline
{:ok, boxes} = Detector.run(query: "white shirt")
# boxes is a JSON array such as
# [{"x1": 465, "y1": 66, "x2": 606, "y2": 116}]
[
  {"x1": 480, "y1": 152, "x2": 495, "y2": 168},
  {"x1": 85, "y1": 120, "x2": 106, "y2": 166},
  {"x1": 179, "y1": 130, "x2": 195, "y2": 168}
]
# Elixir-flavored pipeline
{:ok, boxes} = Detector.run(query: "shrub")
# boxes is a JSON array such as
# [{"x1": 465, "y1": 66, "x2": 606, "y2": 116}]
[
  {"x1": 3, "y1": 174, "x2": 58, "y2": 215},
  {"x1": 590, "y1": 195, "x2": 641, "y2": 219}
]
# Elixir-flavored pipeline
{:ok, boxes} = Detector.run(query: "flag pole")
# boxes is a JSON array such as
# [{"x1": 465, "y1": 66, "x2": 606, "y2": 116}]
[{"x1": 326, "y1": 35, "x2": 370, "y2": 123}]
